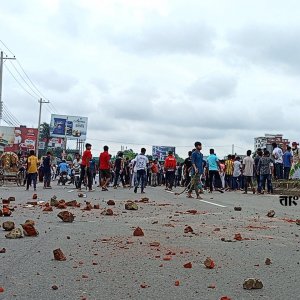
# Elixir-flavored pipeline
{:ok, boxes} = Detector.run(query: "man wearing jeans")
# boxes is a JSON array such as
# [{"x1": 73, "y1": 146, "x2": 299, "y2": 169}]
[
  {"x1": 206, "y1": 149, "x2": 224, "y2": 193},
  {"x1": 133, "y1": 148, "x2": 149, "y2": 194},
  {"x1": 257, "y1": 150, "x2": 274, "y2": 194},
  {"x1": 272, "y1": 143, "x2": 283, "y2": 179}
]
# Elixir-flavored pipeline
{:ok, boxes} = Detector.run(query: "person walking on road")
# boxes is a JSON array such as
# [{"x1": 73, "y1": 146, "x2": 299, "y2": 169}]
[
  {"x1": 206, "y1": 149, "x2": 224, "y2": 193},
  {"x1": 99, "y1": 145, "x2": 111, "y2": 191},
  {"x1": 242, "y1": 150, "x2": 255, "y2": 194},
  {"x1": 164, "y1": 150, "x2": 177, "y2": 191},
  {"x1": 187, "y1": 141, "x2": 204, "y2": 199},
  {"x1": 26, "y1": 150, "x2": 39, "y2": 191},
  {"x1": 78, "y1": 143, "x2": 94, "y2": 192}
]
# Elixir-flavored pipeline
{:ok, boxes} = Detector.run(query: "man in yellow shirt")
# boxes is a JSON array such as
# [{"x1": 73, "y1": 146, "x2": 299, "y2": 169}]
[{"x1": 26, "y1": 150, "x2": 38, "y2": 191}]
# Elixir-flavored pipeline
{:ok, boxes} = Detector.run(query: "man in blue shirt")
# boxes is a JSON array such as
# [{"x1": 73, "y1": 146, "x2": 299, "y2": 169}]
[
  {"x1": 283, "y1": 146, "x2": 293, "y2": 180},
  {"x1": 187, "y1": 141, "x2": 204, "y2": 199},
  {"x1": 206, "y1": 149, "x2": 224, "y2": 193}
]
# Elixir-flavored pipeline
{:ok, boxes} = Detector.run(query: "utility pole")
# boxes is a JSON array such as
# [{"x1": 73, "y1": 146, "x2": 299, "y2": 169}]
[
  {"x1": 0, "y1": 51, "x2": 16, "y2": 125},
  {"x1": 36, "y1": 98, "x2": 49, "y2": 158}
]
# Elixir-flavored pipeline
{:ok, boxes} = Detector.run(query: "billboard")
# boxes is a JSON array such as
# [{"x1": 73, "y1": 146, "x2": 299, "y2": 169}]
[
  {"x1": 152, "y1": 146, "x2": 176, "y2": 161},
  {"x1": 0, "y1": 126, "x2": 38, "y2": 153},
  {"x1": 50, "y1": 114, "x2": 88, "y2": 140}
]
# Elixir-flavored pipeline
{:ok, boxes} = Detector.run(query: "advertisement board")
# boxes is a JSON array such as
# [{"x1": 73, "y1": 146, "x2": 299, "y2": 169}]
[
  {"x1": 50, "y1": 114, "x2": 88, "y2": 140},
  {"x1": 0, "y1": 126, "x2": 38, "y2": 153},
  {"x1": 152, "y1": 146, "x2": 176, "y2": 161}
]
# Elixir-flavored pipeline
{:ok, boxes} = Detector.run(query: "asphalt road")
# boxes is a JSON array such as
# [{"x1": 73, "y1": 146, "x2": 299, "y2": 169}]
[{"x1": 0, "y1": 180, "x2": 299, "y2": 300}]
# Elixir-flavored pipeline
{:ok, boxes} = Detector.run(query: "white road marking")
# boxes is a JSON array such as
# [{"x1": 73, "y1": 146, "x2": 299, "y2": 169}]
[
  {"x1": 68, "y1": 190, "x2": 74, "y2": 193},
  {"x1": 165, "y1": 190, "x2": 175, "y2": 194},
  {"x1": 199, "y1": 199, "x2": 227, "y2": 208}
]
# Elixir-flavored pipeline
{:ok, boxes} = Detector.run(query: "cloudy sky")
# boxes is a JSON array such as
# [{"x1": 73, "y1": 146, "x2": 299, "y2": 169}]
[{"x1": 0, "y1": 0, "x2": 299, "y2": 158}]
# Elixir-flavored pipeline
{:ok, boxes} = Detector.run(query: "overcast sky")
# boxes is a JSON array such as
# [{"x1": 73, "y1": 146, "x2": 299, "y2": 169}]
[{"x1": 0, "y1": 0, "x2": 299, "y2": 158}]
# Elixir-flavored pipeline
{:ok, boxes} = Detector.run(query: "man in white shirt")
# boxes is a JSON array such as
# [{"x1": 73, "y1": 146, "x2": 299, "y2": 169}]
[
  {"x1": 242, "y1": 150, "x2": 255, "y2": 194},
  {"x1": 272, "y1": 143, "x2": 283, "y2": 179},
  {"x1": 133, "y1": 148, "x2": 149, "y2": 194}
]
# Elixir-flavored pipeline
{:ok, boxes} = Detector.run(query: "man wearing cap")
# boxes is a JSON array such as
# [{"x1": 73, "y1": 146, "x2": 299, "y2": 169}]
[{"x1": 164, "y1": 150, "x2": 177, "y2": 191}]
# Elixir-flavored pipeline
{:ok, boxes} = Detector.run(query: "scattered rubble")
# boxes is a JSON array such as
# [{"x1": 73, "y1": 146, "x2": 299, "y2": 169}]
[
  {"x1": 234, "y1": 233, "x2": 243, "y2": 241},
  {"x1": 57, "y1": 211, "x2": 75, "y2": 223},
  {"x1": 139, "y1": 197, "x2": 149, "y2": 203},
  {"x1": 125, "y1": 201, "x2": 138, "y2": 210},
  {"x1": 66, "y1": 200, "x2": 77, "y2": 207},
  {"x1": 204, "y1": 257, "x2": 215, "y2": 269},
  {"x1": 265, "y1": 258, "x2": 272, "y2": 265},
  {"x1": 107, "y1": 200, "x2": 115, "y2": 206},
  {"x1": 5, "y1": 228, "x2": 23, "y2": 239},
  {"x1": 101, "y1": 209, "x2": 113, "y2": 216},
  {"x1": 183, "y1": 262, "x2": 192, "y2": 268},
  {"x1": 32, "y1": 194, "x2": 38, "y2": 200},
  {"x1": 51, "y1": 285, "x2": 58, "y2": 290},
  {"x1": 21, "y1": 221, "x2": 39, "y2": 237},
  {"x1": 184, "y1": 226, "x2": 194, "y2": 234},
  {"x1": 243, "y1": 278, "x2": 263, "y2": 290},
  {"x1": 0, "y1": 248, "x2": 6, "y2": 253},
  {"x1": 267, "y1": 210, "x2": 275, "y2": 218},
  {"x1": 133, "y1": 227, "x2": 144, "y2": 236},
  {"x1": 2, "y1": 221, "x2": 15, "y2": 231},
  {"x1": 53, "y1": 248, "x2": 67, "y2": 261},
  {"x1": 296, "y1": 219, "x2": 300, "y2": 225},
  {"x1": 234, "y1": 206, "x2": 242, "y2": 211}
]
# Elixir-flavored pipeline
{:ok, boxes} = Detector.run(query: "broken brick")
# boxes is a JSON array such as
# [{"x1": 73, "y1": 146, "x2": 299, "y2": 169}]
[
  {"x1": 204, "y1": 257, "x2": 215, "y2": 269},
  {"x1": 107, "y1": 200, "x2": 115, "y2": 206},
  {"x1": 101, "y1": 209, "x2": 113, "y2": 215},
  {"x1": 43, "y1": 206, "x2": 53, "y2": 212},
  {"x1": 184, "y1": 226, "x2": 194, "y2": 234},
  {"x1": 183, "y1": 262, "x2": 192, "y2": 268},
  {"x1": 66, "y1": 200, "x2": 77, "y2": 207},
  {"x1": 5, "y1": 228, "x2": 23, "y2": 239},
  {"x1": 266, "y1": 210, "x2": 275, "y2": 218},
  {"x1": 139, "y1": 197, "x2": 149, "y2": 203},
  {"x1": 125, "y1": 201, "x2": 138, "y2": 210},
  {"x1": 234, "y1": 206, "x2": 242, "y2": 211},
  {"x1": 21, "y1": 223, "x2": 39, "y2": 236},
  {"x1": 53, "y1": 248, "x2": 66, "y2": 261},
  {"x1": 57, "y1": 211, "x2": 75, "y2": 223},
  {"x1": 175, "y1": 280, "x2": 180, "y2": 286},
  {"x1": 265, "y1": 258, "x2": 272, "y2": 265},
  {"x1": 0, "y1": 248, "x2": 6, "y2": 253},
  {"x1": 234, "y1": 233, "x2": 243, "y2": 241},
  {"x1": 51, "y1": 285, "x2": 58, "y2": 290},
  {"x1": 133, "y1": 227, "x2": 144, "y2": 236},
  {"x1": 32, "y1": 194, "x2": 38, "y2": 199},
  {"x1": 94, "y1": 204, "x2": 100, "y2": 209},
  {"x1": 2, "y1": 207, "x2": 12, "y2": 217}
]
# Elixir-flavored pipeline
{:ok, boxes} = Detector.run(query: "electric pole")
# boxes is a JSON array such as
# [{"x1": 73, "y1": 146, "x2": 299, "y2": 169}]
[
  {"x1": 36, "y1": 98, "x2": 49, "y2": 158},
  {"x1": 0, "y1": 51, "x2": 16, "y2": 125}
]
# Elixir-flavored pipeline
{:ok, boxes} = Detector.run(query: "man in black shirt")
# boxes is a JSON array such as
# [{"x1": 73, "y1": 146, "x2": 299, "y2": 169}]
[
  {"x1": 183, "y1": 151, "x2": 192, "y2": 187},
  {"x1": 113, "y1": 152, "x2": 125, "y2": 188},
  {"x1": 43, "y1": 152, "x2": 52, "y2": 189}
]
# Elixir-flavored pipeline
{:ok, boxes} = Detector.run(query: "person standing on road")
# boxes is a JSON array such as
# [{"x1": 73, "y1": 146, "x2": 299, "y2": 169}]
[
  {"x1": 26, "y1": 150, "x2": 38, "y2": 191},
  {"x1": 257, "y1": 150, "x2": 274, "y2": 194},
  {"x1": 272, "y1": 143, "x2": 283, "y2": 179},
  {"x1": 78, "y1": 143, "x2": 93, "y2": 192},
  {"x1": 206, "y1": 149, "x2": 224, "y2": 193},
  {"x1": 242, "y1": 150, "x2": 255, "y2": 194},
  {"x1": 133, "y1": 148, "x2": 149, "y2": 194},
  {"x1": 164, "y1": 150, "x2": 177, "y2": 191},
  {"x1": 99, "y1": 145, "x2": 111, "y2": 191},
  {"x1": 113, "y1": 151, "x2": 125, "y2": 189},
  {"x1": 187, "y1": 141, "x2": 204, "y2": 199},
  {"x1": 183, "y1": 151, "x2": 192, "y2": 187},
  {"x1": 43, "y1": 151, "x2": 52, "y2": 189},
  {"x1": 283, "y1": 146, "x2": 293, "y2": 180}
]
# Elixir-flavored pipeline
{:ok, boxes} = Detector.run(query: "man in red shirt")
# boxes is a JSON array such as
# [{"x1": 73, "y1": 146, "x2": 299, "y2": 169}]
[
  {"x1": 99, "y1": 145, "x2": 111, "y2": 191},
  {"x1": 78, "y1": 143, "x2": 93, "y2": 191},
  {"x1": 164, "y1": 150, "x2": 177, "y2": 191}
]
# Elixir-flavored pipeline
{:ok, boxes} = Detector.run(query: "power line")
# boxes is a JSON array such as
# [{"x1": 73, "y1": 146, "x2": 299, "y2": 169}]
[
  {"x1": 9, "y1": 60, "x2": 41, "y2": 98},
  {"x1": 3, "y1": 104, "x2": 20, "y2": 125},
  {"x1": 0, "y1": 40, "x2": 15, "y2": 56},
  {"x1": 4, "y1": 64, "x2": 37, "y2": 100}
]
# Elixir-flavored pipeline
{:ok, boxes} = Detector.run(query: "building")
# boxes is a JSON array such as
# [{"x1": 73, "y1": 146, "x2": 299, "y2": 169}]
[{"x1": 254, "y1": 134, "x2": 290, "y2": 152}]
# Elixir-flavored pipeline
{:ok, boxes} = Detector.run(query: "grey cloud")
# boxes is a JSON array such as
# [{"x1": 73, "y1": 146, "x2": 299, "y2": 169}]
[
  {"x1": 32, "y1": 70, "x2": 78, "y2": 92},
  {"x1": 108, "y1": 20, "x2": 216, "y2": 55},
  {"x1": 187, "y1": 74, "x2": 237, "y2": 100},
  {"x1": 90, "y1": 78, "x2": 110, "y2": 93},
  {"x1": 227, "y1": 25, "x2": 300, "y2": 73}
]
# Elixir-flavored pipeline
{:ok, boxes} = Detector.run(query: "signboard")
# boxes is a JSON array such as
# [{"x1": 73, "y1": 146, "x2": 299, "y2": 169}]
[
  {"x1": 152, "y1": 146, "x2": 176, "y2": 161},
  {"x1": 0, "y1": 126, "x2": 38, "y2": 153},
  {"x1": 50, "y1": 114, "x2": 88, "y2": 140}
]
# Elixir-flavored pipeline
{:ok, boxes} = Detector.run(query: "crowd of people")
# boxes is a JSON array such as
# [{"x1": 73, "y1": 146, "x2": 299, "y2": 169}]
[{"x1": 19, "y1": 140, "x2": 300, "y2": 196}]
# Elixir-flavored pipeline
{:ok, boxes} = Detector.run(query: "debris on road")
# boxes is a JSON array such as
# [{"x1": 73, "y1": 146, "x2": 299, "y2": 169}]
[
  {"x1": 139, "y1": 197, "x2": 149, "y2": 203},
  {"x1": 234, "y1": 233, "x2": 243, "y2": 241},
  {"x1": 0, "y1": 248, "x2": 6, "y2": 253},
  {"x1": 107, "y1": 200, "x2": 115, "y2": 206},
  {"x1": 234, "y1": 206, "x2": 242, "y2": 211},
  {"x1": 66, "y1": 200, "x2": 77, "y2": 207},
  {"x1": 133, "y1": 227, "x2": 144, "y2": 236},
  {"x1": 204, "y1": 257, "x2": 215, "y2": 269},
  {"x1": 5, "y1": 228, "x2": 23, "y2": 239},
  {"x1": 2, "y1": 221, "x2": 15, "y2": 231},
  {"x1": 243, "y1": 278, "x2": 263, "y2": 289},
  {"x1": 267, "y1": 210, "x2": 275, "y2": 218},
  {"x1": 51, "y1": 285, "x2": 58, "y2": 290},
  {"x1": 21, "y1": 222, "x2": 39, "y2": 236},
  {"x1": 183, "y1": 262, "x2": 192, "y2": 268},
  {"x1": 125, "y1": 201, "x2": 138, "y2": 210},
  {"x1": 53, "y1": 248, "x2": 67, "y2": 261},
  {"x1": 57, "y1": 211, "x2": 75, "y2": 223},
  {"x1": 175, "y1": 280, "x2": 180, "y2": 286},
  {"x1": 184, "y1": 226, "x2": 194, "y2": 233},
  {"x1": 32, "y1": 194, "x2": 38, "y2": 200},
  {"x1": 101, "y1": 208, "x2": 113, "y2": 215},
  {"x1": 296, "y1": 219, "x2": 300, "y2": 225},
  {"x1": 265, "y1": 258, "x2": 272, "y2": 265}
]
